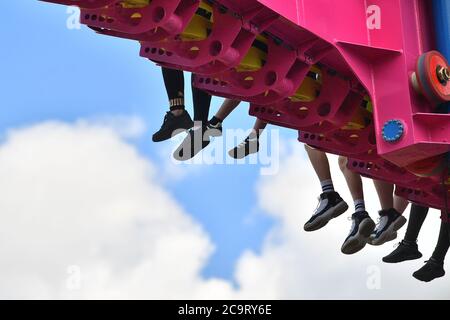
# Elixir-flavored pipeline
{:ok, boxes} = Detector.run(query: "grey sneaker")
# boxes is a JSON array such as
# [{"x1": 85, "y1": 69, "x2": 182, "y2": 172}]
[
  {"x1": 341, "y1": 211, "x2": 375, "y2": 255},
  {"x1": 369, "y1": 208, "x2": 407, "y2": 246},
  {"x1": 304, "y1": 192, "x2": 349, "y2": 232}
]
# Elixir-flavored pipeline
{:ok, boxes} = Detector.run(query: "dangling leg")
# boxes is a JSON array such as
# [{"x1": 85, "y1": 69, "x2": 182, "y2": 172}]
[
  {"x1": 229, "y1": 118, "x2": 267, "y2": 160},
  {"x1": 162, "y1": 67, "x2": 185, "y2": 115},
  {"x1": 303, "y1": 147, "x2": 349, "y2": 232},
  {"x1": 192, "y1": 74, "x2": 212, "y2": 124},
  {"x1": 383, "y1": 205, "x2": 429, "y2": 263},
  {"x1": 205, "y1": 99, "x2": 242, "y2": 139},
  {"x1": 370, "y1": 180, "x2": 407, "y2": 246},
  {"x1": 173, "y1": 74, "x2": 213, "y2": 161},
  {"x1": 413, "y1": 217, "x2": 449, "y2": 282},
  {"x1": 210, "y1": 99, "x2": 241, "y2": 128},
  {"x1": 339, "y1": 156, "x2": 375, "y2": 255},
  {"x1": 374, "y1": 179, "x2": 394, "y2": 210},
  {"x1": 152, "y1": 68, "x2": 194, "y2": 142},
  {"x1": 404, "y1": 205, "x2": 429, "y2": 243}
]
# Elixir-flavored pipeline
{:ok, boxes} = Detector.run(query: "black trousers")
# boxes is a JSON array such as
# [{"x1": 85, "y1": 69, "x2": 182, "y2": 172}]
[
  {"x1": 161, "y1": 67, "x2": 211, "y2": 122},
  {"x1": 432, "y1": 218, "x2": 450, "y2": 263},
  {"x1": 404, "y1": 204, "x2": 429, "y2": 243}
]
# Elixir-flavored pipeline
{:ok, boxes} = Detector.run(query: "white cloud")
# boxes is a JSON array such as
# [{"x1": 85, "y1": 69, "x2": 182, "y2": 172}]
[
  {"x1": 0, "y1": 119, "x2": 448, "y2": 299},
  {"x1": 77, "y1": 114, "x2": 147, "y2": 138},
  {"x1": 0, "y1": 119, "x2": 233, "y2": 299}
]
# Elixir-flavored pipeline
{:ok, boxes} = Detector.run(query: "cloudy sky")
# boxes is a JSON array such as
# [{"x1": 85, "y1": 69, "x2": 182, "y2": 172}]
[{"x1": 0, "y1": 1, "x2": 448, "y2": 299}]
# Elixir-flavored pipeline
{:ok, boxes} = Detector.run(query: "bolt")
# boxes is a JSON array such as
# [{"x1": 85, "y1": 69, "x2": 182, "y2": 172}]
[
  {"x1": 437, "y1": 65, "x2": 450, "y2": 84},
  {"x1": 444, "y1": 68, "x2": 450, "y2": 81},
  {"x1": 382, "y1": 119, "x2": 404, "y2": 143}
]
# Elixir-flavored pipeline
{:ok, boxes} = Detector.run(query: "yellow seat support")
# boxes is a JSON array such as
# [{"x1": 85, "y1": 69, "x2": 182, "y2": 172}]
[
  {"x1": 290, "y1": 66, "x2": 322, "y2": 102},
  {"x1": 342, "y1": 96, "x2": 373, "y2": 130},
  {"x1": 120, "y1": 0, "x2": 150, "y2": 20},
  {"x1": 181, "y1": 1, "x2": 213, "y2": 41},
  {"x1": 237, "y1": 35, "x2": 268, "y2": 72},
  {"x1": 121, "y1": 0, "x2": 150, "y2": 8}
]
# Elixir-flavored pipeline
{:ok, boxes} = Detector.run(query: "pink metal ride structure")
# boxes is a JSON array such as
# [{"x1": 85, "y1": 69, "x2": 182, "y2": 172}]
[{"x1": 41, "y1": 0, "x2": 450, "y2": 219}]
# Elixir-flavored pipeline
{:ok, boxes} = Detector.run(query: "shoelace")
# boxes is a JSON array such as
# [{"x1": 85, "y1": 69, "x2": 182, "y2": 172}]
[
  {"x1": 393, "y1": 239, "x2": 417, "y2": 248},
  {"x1": 237, "y1": 140, "x2": 248, "y2": 149},
  {"x1": 347, "y1": 216, "x2": 356, "y2": 234},
  {"x1": 423, "y1": 259, "x2": 442, "y2": 266},
  {"x1": 375, "y1": 215, "x2": 388, "y2": 232},
  {"x1": 393, "y1": 241, "x2": 402, "y2": 248},
  {"x1": 237, "y1": 137, "x2": 258, "y2": 149},
  {"x1": 312, "y1": 196, "x2": 321, "y2": 215}
]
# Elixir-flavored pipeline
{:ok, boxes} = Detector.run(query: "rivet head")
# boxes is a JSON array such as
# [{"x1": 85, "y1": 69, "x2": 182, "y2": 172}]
[{"x1": 382, "y1": 120, "x2": 405, "y2": 143}]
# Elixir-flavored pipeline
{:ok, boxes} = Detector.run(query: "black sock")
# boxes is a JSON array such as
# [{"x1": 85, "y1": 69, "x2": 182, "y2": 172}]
[
  {"x1": 192, "y1": 74, "x2": 211, "y2": 124},
  {"x1": 162, "y1": 67, "x2": 185, "y2": 111},
  {"x1": 404, "y1": 205, "x2": 429, "y2": 243},
  {"x1": 209, "y1": 116, "x2": 222, "y2": 126},
  {"x1": 431, "y1": 220, "x2": 450, "y2": 263}
]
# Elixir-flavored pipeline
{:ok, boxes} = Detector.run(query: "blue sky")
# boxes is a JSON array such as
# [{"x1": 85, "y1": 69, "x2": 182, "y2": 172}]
[{"x1": 2, "y1": 1, "x2": 302, "y2": 280}]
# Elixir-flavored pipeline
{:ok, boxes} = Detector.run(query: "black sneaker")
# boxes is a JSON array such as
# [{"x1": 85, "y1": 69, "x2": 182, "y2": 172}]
[
  {"x1": 304, "y1": 192, "x2": 349, "y2": 232},
  {"x1": 173, "y1": 125, "x2": 211, "y2": 161},
  {"x1": 413, "y1": 259, "x2": 446, "y2": 282},
  {"x1": 369, "y1": 208, "x2": 407, "y2": 246},
  {"x1": 228, "y1": 134, "x2": 259, "y2": 160},
  {"x1": 152, "y1": 111, "x2": 194, "y2": 142},
  {"x1": 341, "y1": 211, "x2": 376, "y2": 255},
  {"x1": 382, "y1": 240, "x2": 423, "y2": 263}
]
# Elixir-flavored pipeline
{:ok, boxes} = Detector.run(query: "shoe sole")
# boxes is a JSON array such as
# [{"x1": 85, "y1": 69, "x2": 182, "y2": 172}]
[
  {"x1": 207, "y1": 129, "x2": 223, "y2": 138},
  {"x1": 228, "y1": 149, "x2": 259, "y2": 160},
  {"x1": 413, "y1": 270, "x2": 445, "y2": 282},
  {"x1": 382, "y1": 251, "x2": 423, "y2": 264},
  {"x1": 370, "y1": 216, "x2": 407, "y2": 246},
  {"x1": 341, "y1": 219, "x2": 376, "y2": 255},
  {"x1": 173, "y1": 140, "x2": 211, "y2": 161},
  {"x1": 304, "y1": 201, "x2": 349, "y2": 232}
]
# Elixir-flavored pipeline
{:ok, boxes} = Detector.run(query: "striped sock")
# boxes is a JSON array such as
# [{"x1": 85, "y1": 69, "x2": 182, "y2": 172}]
[
  {"x1": 354, "y1": 199, "x2": 366, "y2": 213},
  {"x1": 169, "y1": 98, "x2": 185, "y2": 113},
  {"x1": 320, "y1": 179, "x2": 334, "y2": 193}
]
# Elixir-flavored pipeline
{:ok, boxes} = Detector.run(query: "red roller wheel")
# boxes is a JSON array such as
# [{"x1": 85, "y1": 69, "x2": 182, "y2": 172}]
[{"x1": 414, "y1": 51, "x2": 450, "y2": 106}]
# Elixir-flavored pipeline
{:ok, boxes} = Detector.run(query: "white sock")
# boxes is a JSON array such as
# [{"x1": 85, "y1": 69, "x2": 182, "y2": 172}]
[
  {"x1": 354, "y1": 199, "x2": 366, "y2": 213},
  {"x1": 320, "y1": 179, "x2": 334, "y2": 193}
]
